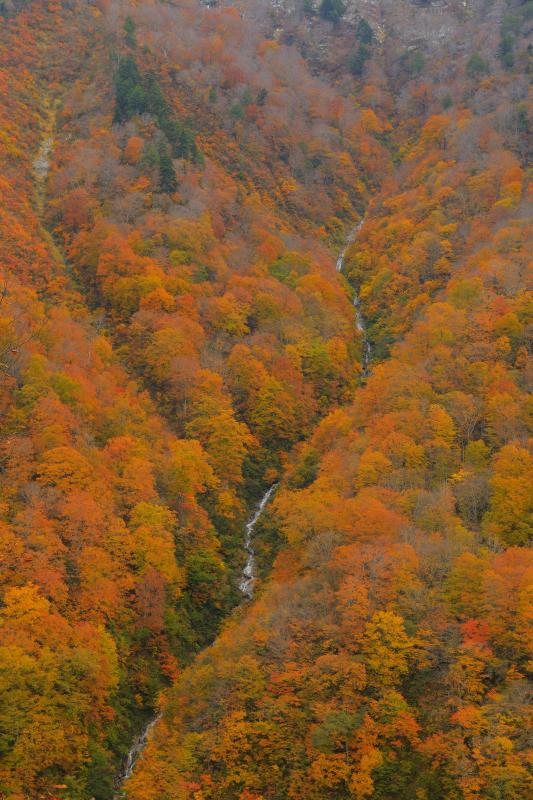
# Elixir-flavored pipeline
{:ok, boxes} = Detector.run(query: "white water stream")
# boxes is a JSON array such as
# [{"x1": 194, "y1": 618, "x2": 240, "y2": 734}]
[
  {"x1": 116, "y1": 484, "x2": 278, "y2": 791},
  {"x1": 336, "y1": 220, "x2": 372, "y2": 375},
  {"x1": 33, "y1": 136, "x2": 53, "y2": 181},
  {"x1": 115, "y1": 713, "x2": 162, "y2": 793},
  {"x1": 239, "y1": 483, "x2": 279, "y2": 599},
  {"x1": 116, "y1": 224, "x2": 368, "y2": 790}
]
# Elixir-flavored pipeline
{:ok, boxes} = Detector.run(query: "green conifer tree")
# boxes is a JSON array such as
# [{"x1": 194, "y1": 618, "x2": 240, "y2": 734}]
[{"x1": 158, "y1": 140, "x2": 178, "y2": 194}]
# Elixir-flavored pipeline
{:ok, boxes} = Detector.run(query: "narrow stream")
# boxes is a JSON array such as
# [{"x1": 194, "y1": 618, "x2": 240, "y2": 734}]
[
  {"x1": 33, "y1": 106, "x2": 282, "y2": 797},
  {"x1": 33, "y1": 97, "x2": 57, "y2": 214},
  {"x1": 115, "y1": 483, "x2": 278, "y2": 792},
  {"x1": 33, "y1": 136, "x2": 53, "y2": 181},
  {"x1": 33, "y1": 134, "x2": 54, "y2": 218},
  {"x1": 115, "y1": 714, "x2": 162, "y2": 793},
  {"x1": 114, "y1": 225, "x2": 368, "y2": 792},
  {"x1": 239, "y1": 483, "x2": 279, "y2": 599},
  {"x1": 336, "y1": 219, "x2": 372, "y2": 375}
]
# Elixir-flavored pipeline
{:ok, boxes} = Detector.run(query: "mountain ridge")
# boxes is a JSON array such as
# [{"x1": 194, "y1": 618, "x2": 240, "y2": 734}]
[{"x1": 0, "y1": 0, "x2": 530, "y2": 798}]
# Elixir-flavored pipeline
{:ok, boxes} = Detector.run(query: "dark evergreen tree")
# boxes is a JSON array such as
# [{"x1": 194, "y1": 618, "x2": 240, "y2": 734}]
[
  {"x1": 124, "y1": 15, "x2": 136, "y2": 48},
  {"x1": 498, "y1": 32, "x2": 515, "y2": 68},
  {"x1": 319, "y1": 0, "x2": 345, "y2": 24},
  {"x1": 144, "y1": 71, "x2": 170, "y2": 123},
  {"x1": 178, "y1": 126, "x2": 199, "y2": 162},
  {"x1": 114, "y1": 56, "x2": 200, "y2": 166},
  {"x1": 349, "y1": 46, "x2": 370, "y2": 77},
  {"x1": 114, "y1": 56, "x2": 145, "y2": 123},
  {"x1": 466, "y1": 52, "x2": 490, "y2": 78},
  {"x1": 158, "y1": 140, "x2": 178, "y2": 194},
  {"x1": 356, "y1": 18, "x2": 374, "y2": 45}
]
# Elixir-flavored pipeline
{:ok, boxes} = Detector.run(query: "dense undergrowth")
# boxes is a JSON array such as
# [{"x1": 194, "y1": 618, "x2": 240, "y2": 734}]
[{"x1": 0, "y1": 0, "x2": 530, "y2": 798}]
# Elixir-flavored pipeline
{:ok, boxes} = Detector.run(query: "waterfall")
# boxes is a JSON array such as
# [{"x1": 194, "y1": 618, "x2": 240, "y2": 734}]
[
  {"x1": 33, "y1": 136, "x2": 53, "y2": 182},
  {"x1": 239, "y1": 483, "x2": 279, "y2": 599},
  {"x1": 115, "y1": 484, "x2": 278, "y2": 792},
  {"x1": 114, "y1": 223, "x2": 368, "y2": 790},
  {"x1": 336, "y1": 220, "x2": 372, "y2": 374},
  {"x1": 114, "y1": 713, "x2": 162, "y2": 796}
]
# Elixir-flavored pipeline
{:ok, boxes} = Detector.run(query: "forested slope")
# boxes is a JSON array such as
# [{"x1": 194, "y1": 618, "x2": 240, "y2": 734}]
[
  {"x1": 0, "y1": 0, "x2": 531, "y2": 799},
  {"x1": 0, "y1": 0, "x2": 380, "y2": 794},
  {"x1": 124, "y1": 1, "x2": 532, "y2": 799}
]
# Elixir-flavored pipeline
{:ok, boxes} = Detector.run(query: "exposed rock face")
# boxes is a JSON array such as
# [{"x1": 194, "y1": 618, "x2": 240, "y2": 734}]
[{"x1": 217, "y1": 0, "x2": 506, "y2": 60}]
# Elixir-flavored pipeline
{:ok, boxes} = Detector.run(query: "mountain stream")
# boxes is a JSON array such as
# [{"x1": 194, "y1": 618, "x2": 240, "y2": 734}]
[
  {"x1": 336, "y1": 219, "x2": 372, "y2": 375},
  {"x1": 115, "y1": 223, "x2": 370, "y2": 791}
]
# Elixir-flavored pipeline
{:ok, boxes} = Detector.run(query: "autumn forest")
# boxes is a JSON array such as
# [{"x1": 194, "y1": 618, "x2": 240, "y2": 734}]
[{"x1": 0, "y1": 0, "x2": 531, "y2": 798}]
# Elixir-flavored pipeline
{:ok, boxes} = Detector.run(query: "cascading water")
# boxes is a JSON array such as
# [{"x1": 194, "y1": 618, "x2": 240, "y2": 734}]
[
  {"x1": 115, "y1": 714, "x2": 162, "y2": 794},
  {"x1": 115, "y1": 484, "x2": 278, "y2": 792},
  {"x1": 33, "y1": 121, "x2": 55, "y2": 218},
  {"x1": 115, "y1": 224, "x2": 365, "y2": 789},
  {"x1": 117, "y1": 217, "x2": 370, "y2": 786},
  {"x1": 33, "y1": 136, "x2": 53, "y2": 182},
  {"x1": 336, "y1": 219, "x2": 372, "y2": 375},
  {"x1": 239, "y1": 483, "x2": 279, "y2": 599}
]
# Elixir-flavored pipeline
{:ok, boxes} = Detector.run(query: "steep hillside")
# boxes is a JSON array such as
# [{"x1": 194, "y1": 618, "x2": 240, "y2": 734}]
[
  {"x1": 0, "y1": 0, "x2": 531, "y2": 799},
  {"x1": 0, "y1": 0, "x2": 382, "y2": 795},
  {"x1": 123, "y1": 1, "x2": 532, "y2": 800},
  {"x1": 0, "y1": 3, "x2": 244, "y2": 795}
]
